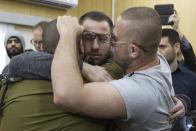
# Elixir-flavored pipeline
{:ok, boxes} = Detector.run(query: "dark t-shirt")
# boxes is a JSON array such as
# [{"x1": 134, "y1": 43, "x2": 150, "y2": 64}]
[{"x1": 172, "y1": 64, "x2": 196, "y2": 110}]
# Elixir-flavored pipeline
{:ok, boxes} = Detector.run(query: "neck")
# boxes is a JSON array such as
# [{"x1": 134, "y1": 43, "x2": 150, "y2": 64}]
[
  {"x1": 125, "y1": 55, "x2": 159, "y2": 74},
  {"x1": 169, "y1": 59, "x2": 178, "y2": 73}
]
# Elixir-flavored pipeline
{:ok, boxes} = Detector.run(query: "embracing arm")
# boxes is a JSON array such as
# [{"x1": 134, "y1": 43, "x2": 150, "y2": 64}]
[
  {"x1": 82, "y1": 59, "x2": 123, "y2": 82},
  {"x1": 8, "y1": 52, "x2": 53, "y2": 80},
  {"x1": 51, "y1": 16, "x2": 126, "y2": 119},
  {"x1": 168, "y1": 95, "x2": 190, "y2": 123},
  {"x1": 82, "y1": 62, "x2": 113, "y2": 82}
]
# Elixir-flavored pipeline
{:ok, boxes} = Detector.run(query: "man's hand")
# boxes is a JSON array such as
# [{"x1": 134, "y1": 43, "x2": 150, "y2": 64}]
[
  {"x1": 168, "y1": 11, "x2": 180, "y2": 30},
  {"x1": 57, "y1": 15, "x2": 83, "y2": 37},
  {"x1": 168, "y1": 11, "x2": 183, "y2": 39},
  {"x1": 168, "y1": 96, "x2": 185, "y2": 123},
  {"x1": 82, "y1": 62, "x2": 113, "y2": 82}
]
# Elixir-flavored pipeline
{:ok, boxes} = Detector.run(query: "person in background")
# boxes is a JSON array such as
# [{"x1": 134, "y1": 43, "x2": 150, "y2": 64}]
[
  {"x1": 31, "y1": 21, "x2": 48, "y2": 52},
  {"x1": 168, "y1": 10, "x2": 196, "y2": 73},
  {"x1": 2, "y1": 30, "x2": 25, "y2": 74},
  {"x1": 159, "y1": 28, "x2": 196, "y2": 111}
]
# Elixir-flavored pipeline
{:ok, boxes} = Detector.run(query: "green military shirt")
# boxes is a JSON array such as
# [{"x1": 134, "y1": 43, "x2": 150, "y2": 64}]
[
  {"x1": 0, "y1": 80, "x2": 106, "y2": 131},
  {"x1": 102, "y1": 58, "x2": 123, "y2": 80},
  {"x1": 0, "y1": 57, "x2": 123, "y2": 131},
  {"x1": 84, "y1": 58, "x2": 124, "y2": 82}
]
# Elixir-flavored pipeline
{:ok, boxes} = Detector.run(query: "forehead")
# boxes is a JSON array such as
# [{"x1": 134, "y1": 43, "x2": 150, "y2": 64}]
[
  {"x1": 160, "y1": 37, "x2": 170, "y2": 45},
  {"x1": 8, "y1": 37, "x2": 19, "y2": 41},
  {"x1": 82, "y1": 19, "x2": 110, "y2": 34},
  {"x1": 113, "y1": 17, "x2": 127, "y2": 38},
  {"x1": 33, "y1": 27, "x2": 43, "y2": 34}
]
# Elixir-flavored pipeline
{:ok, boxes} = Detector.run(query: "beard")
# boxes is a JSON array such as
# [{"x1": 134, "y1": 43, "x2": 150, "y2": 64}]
[
  {"x1": 114, "y1": 56, "x2": 129, "y2": 69},
  {"x1": 165, "y1": 50, "x2": 176, "y2": 65},
  {"x1": 83, "y1": 50, "x2": 111, "y2": 66},
  {"x1": 7, "y1": 46, "x2": 23, "y2": 58}
]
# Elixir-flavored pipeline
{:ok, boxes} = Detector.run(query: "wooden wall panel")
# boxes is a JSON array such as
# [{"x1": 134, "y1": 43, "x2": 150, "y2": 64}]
[
  {"x1": 66, "y1": 0, "x2": 112, "y2": 18},
  {"x1": 0, "y1": 0, "x2": 66, "y2": 19},
  {"x1": 0, "y1": 0, "x2": 112, "y2": 18}
]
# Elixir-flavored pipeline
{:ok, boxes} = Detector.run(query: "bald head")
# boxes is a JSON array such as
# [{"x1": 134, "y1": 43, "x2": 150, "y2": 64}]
[
  {"x1": 42, "y1": 19, "x2": 59, "y2": 54},
  {"x1": 120, "y1": 7, "x2": 161, "y2": 56}
]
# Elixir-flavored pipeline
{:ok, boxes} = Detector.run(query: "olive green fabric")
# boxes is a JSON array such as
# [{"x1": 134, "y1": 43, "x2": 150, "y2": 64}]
[
  {"x1": 102, "y1": 58, "x2": 123, "y2": 80},
  {"x1": 84, "y1": 58, "x2": 124, "y2": 83},
  {"x1": 0, "y1": 58, "x2": 122, "y2": 131},
  {"x1": 0, "y1": 80, "x2": 106, "y2": 131}
]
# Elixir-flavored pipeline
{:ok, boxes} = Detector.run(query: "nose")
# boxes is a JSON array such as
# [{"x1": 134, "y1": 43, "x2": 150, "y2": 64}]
[
  {"x1": 91, "y1": 38, "x2": 99, "y2": 50},
  {"x1": 11, "y1": 40, "x2": 16, "y2": 46}
]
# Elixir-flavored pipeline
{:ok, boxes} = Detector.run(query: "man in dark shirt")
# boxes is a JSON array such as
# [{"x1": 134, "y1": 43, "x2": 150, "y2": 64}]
[{"x1": 159, "y1": 28, "x2": 196, "y2": 110}]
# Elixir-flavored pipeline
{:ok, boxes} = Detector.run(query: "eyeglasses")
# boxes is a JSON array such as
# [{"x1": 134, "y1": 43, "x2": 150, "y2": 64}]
[
  {"x1": 30, "y1": 39, "x2": 42, "y2": 46},
  {"x1": 82, "y1": 31, "x2": 111, "y2": 44},
  {"x1": 111, "y1": 41, "x2": 146, "y2": 52},
  {"x1": 110, "y1": 33, "x2": 146, "y2": 52}
]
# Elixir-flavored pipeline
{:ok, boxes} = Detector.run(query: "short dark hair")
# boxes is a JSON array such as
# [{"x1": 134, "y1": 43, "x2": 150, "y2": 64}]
[
  {"x1": 79, "y1": 11, "x2": 113, "y2": 32},
  {"x1": 162, "y1": 29, "x2": 180, "y2": 46},
  {"x1": 33, "y1": 21, "x2": 49, "y2": 30},
  {"x1": 42, "y1": 19, "x2": 59, "y2": 54}
]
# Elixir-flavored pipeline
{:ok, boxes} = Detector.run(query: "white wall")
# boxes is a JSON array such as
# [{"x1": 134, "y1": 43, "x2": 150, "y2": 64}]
[{"x1": 0, "y1": 23, "x2": 14, "y2": 73}]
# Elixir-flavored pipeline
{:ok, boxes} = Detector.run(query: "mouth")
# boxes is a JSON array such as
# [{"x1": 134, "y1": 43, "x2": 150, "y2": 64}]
[
  {"x1": 89, "y1": 53, "x2": 101, "y2": 56},
  {"x1": 91, "y1": 55, "x2": 100, "y2": 58},
  {"x1": 9, "y1": 47, "x2": 19, "y2": 52},
  {"x1": 88, "y1": 55, "x2": 102, "y2": 61},
  {"x1": 84, "y1": 55, "x2": 101, "y2": 64}
]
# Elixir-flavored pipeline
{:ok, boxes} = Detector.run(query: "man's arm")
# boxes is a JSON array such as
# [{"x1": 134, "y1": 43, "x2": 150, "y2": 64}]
[
  {"x1": 51, "y1": 16, "x2": 126, "y2": 119},
  {"x1": 82, "y1": 62, "x2": 113, "y2": 82},
  {"x1": 8, "y1": 51, "x2": 114, "y2": 81},
  {"x1": 168, "y1": 96, "x2": 189, "y2": 123},
  {"x1": 82, "y1": 59, "x2": 123, "y2": 82},
  {"x1": 8, "y1": 52, "x2": 53, "y2": 80},
  {"x1": 180, "y1": 38, "x2": 196, "y2": 73}
]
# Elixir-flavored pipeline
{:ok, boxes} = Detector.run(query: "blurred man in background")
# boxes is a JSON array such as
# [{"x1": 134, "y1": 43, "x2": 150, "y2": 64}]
[
  {"x1": 31, "y1": 21, "x2": 48, "y2": 52},
  {"x1": 2, "y1": 30, "x2": 25, "y2": 74}
]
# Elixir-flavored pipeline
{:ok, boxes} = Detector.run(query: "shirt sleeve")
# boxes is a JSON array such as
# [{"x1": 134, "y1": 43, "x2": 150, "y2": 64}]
[
  {"x1": 8, "y1": 52, "x2": 53, "y2": 80},
  {"x1": 180, "y1": 35, "x2": 191, "y2": 49},
  {"x1": 180, "y1": 36, "x2": 196, "y2": 73},
  {"x1": 110, "y1": 77, "x2": 157, "y2": 121},
  {"x1": 102, "y1": 59, "x2": 124, "y2": 80}
]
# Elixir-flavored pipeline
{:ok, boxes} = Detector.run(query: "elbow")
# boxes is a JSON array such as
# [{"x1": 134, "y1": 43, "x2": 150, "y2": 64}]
[
  {"x1": 53, "y1": 93, "x2": 66, "y2": 108},
  {"x1": 53, "y1": 88, "x2": 79, "y2": 112},
  {"x1": 52, "y1": 82, "x2": 68, "y2": 108}
]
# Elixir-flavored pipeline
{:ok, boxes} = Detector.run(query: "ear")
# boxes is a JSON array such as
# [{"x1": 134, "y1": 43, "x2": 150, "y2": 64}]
[
  {"x1": 174, "y1": 42, "x2": 181, "y2": 54},
  {"x1": 128, "y1": 43, "x2": 139, "y2": 58}
]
